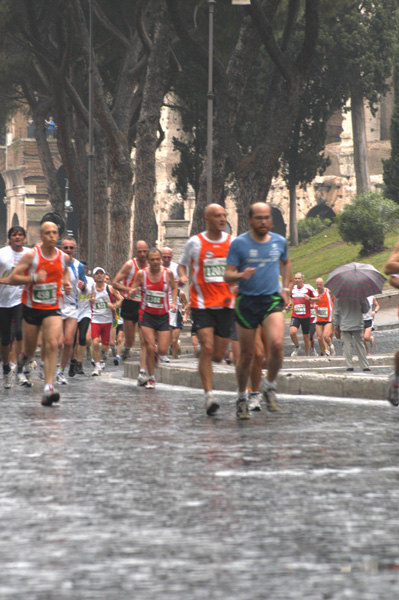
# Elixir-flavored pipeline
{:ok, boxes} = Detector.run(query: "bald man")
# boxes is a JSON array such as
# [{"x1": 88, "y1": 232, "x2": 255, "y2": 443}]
[
  {"x1": 113, "y1": 240, "x2": 148, "y2": 385},
  {"x1": 178, "y1": 204, "x2": 234, "y2": 416}
]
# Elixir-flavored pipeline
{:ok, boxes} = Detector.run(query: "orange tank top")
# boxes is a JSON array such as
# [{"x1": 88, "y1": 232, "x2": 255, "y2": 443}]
[
  {"x1": 190, "y1": 233, "x2": 234, "y2": 309},
  {"x1": 22, "y1": 245, "x2": 65, "y2": 310},
  {"x1": 121, "y1": 258, "x2": 141, "y2": 301},
  {"x1": 316, "y1": 288, "x2": 334, "y2": 322}
]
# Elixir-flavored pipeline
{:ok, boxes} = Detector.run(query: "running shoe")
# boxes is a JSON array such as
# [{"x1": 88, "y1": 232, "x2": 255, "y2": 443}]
[
  {"x1": 329, "y1": 343, "x2": 336, "y2": 356},
  {"x1": 92, "y1": 366, "x2": 101, "y2": 377},
  {"x1": 310, "y1": 348, "x2": 318, "y2": 357},
  {"x1": 41, "y1": 386, "x2": 60, "y2": 406},
  {"x1": 3, "y1": 372, "x2": 11, "y2": 389},
  {"x1": 17, "y1": 372, "x2": 29, "y2": 386},
  {"x1": 137, "y1": 370, "x2": 148, "y2": 386},
  {"x1": 56, "y1": 370, "x2": 68, "y2": 385},
  {"x1": 68, "y1": 359, "x2": 77, "y2": 377},
  {"x1": 100, "y1": 360, "x2": 106, "y2": 371},
  {"x1": 205, "y1": 392, "x2": 219, "y2": 416},
  {"x1": 159, "y1": 355, "x2": 170, "y2": 364},
  {"x1": 23, "y1": 364, "x2": 33, "y2": 387},
  {"x1": 261, "y1": 382, "x2": 280, "y2": 412},
  {"x1": 113, "y1": 355, "x2": 120, "y2": 366},
  {"x1": 236, "y1": 398, "x2": 250, "y2": 420},
  {"x1": 121, "y1": 346, "x2": 130, "y2": 360},
  {"x1": 75, "y1": 362, "x2": 85, "y2": 375},
  {"x1": 291, "y1": 347, "x2": 299, "y2": 357},
  {"x1": 388, "y1": 373, "x2": 399, "y2": 406},
  {"x1": 145, "y1": 377, "x2": 155, "y2": 389},
  {"x1": 248, "y1": 391, "x2": 262, "y2": 412},
  {"x1": 325, "y1": 351, "x2": 331, "y2": 357}
]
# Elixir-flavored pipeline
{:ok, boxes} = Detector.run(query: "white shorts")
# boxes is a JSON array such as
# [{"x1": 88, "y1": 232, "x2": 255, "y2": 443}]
[{"x1": 62, "y1": 304, "x2": 78, "y2": 320}]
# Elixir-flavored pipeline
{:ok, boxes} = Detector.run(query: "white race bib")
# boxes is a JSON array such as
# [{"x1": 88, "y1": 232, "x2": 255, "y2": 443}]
[
  {"x1": 318, "y1": 307, "x2": 328, "y2": 318},
  {"x1": 203, "y1": 258, "x2": 226, "y2": 283},
  {"x1": 146, "y1": 290, "x2": 165, "y2": 309},
  {"x1": 32, "y1": 283, "x2": 57, "y2": 305},
  {"x1": 295, "y1": 303, "x2": 306, "y2": 315}
]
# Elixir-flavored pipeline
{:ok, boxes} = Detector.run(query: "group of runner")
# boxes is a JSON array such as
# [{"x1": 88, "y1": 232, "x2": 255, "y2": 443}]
[{"x1": 0, "y1": 202, "x2": 382, "y2": 416}]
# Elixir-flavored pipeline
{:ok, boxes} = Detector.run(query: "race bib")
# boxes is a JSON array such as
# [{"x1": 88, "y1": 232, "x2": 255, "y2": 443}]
[
  {"x1": 203, "y1": 258, "x2": 226, "y2": 283},
  {"x1": 95, "y1": 300, "x2": 108, "y2": 310},
  {"x1": 318, "y1": 307, "x2": 328, "y2": 318},
  {"x1": 295, "y1": 303, "x2": 306, "y2": 315},
  {"x1": 146, "y1": 290, "x2": 165, "y2": 309},
  {"x1": 32, "y1": 283, "x2": 57, "y2": 305}
]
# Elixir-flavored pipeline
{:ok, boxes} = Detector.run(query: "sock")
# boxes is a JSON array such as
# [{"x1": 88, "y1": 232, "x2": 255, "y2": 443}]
[
  {"x1": 264, "y1": 379, "x2": 276, "y2": 391},
  {"x1": 44, "y1": 384, "x2": 54, "y2": 392},
  {"x1": 238, "y1": 391, "x2": 248, "y2": 400}
]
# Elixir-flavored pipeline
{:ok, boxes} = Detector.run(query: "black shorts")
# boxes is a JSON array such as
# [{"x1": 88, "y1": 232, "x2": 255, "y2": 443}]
[
  {"x1": 116, "y1": 323, "x2": 124, "y2": 335},
  {"x1": 0, "y1": 304, "x2": 23, "y2": 346},
  {"x1": 22, "y1": 305, "x2": 62, "y2": 326},
  {"x1": 140, "y1": 311, "x2": 170, "y2": 332},
  {"x1": 230, "y1": 319, "x2": 238, "y2": 341},
  {"x1": 77, "y1": 316, "x2": 91, "y2": 346},
  {"x1": 121, "y1": 298, "x2": 140, "y2": 323},
  {"x1": 316, "y1": 320, "x2": 332, "y2": 326},
  {"x1": 235, "y1": 294, "x2": 284, "y2": 330},
  {"x1": 191, "y1": 307, "x2": 234, "y2": 339},
  {"x1": 363, "y1": 319, "x2": 373, "y2": 329},
  {"x1": 290, "y1": 316, "x2": 311, "y2": 335}
]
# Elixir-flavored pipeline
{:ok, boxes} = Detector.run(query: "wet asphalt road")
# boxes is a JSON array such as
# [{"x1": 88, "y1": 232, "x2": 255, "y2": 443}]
[{"x1": 2, "y1": 355, "x2": 399, "y2": 600}]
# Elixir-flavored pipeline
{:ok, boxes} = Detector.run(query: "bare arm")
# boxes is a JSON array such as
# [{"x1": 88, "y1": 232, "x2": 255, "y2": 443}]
[
  {"x1": 224, "y1": 264, "x2": 256, "y2": 283},
  {"x1": 177, "y1": 264, "x2": 188, "y2": 287},
  {"x1": 279, "y1": 258, "x2": 292, "y2": 308},
  {"x1": 385, "y1": 242, "x2": 399, "y2": 275},
  {"x1": 63, "y1": 263, "x2": 72, "y2": 295},
  {"x1": 128, "y1": 271, "x2": 144, "y2": 299},
  {"x1": 5, "y1": 250, "x2": 46, "y2": 286},
  {"x1": 112, "y1": 261, "x2": 133, "y2": 294},
  {"x1": 168, "y1": 270, "x2": 177, "y2": 312}
]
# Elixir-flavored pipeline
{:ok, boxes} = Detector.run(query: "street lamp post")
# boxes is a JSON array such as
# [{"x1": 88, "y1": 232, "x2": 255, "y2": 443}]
[{"x1": 206, "y1": 0, "x2": 251, "y2": 205}]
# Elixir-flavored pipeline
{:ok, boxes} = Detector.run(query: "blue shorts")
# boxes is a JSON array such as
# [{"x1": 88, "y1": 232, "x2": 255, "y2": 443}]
[{"x1": 235, "y1": 294, "x2": 284, "y2": 330}]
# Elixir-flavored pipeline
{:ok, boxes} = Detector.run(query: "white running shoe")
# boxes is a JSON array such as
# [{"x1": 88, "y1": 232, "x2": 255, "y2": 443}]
[
  {"x1": 261, "y1": 380, "x2": 281, "y2": 412},
  {"x1": 137, "y1": 370, "x2": 148, "y2": 386},
  {"x1": 248, "y1": 391, "x2": 262, "y2": 411},
  {"x1": 145, "y1": 377, "x2": 155, "y2": 389},
  {"x1": 3, "y1": 372, "x2": 11, "y2": 389},
  {"x1": 329, "y1": 343, "x2": 336, "y2": 356},
  {"x1": 56, "y1": 370, "x2": 68, "y2": 385},
  {"x1": 159, "y1": 355, "x2": 170, "y2": 364},
  {"x1": 236, "y1": 398, "x2": 250, "y2": 420},
  {"x1": 291, "y1": 347, "x2": 299, "y2": 357},
  {"x1": 311, "y1": 348, "x2": 318, "y2": 357},
  {"x1": 41, "y1": 385, "x2": 60, "y2": 406},
  {"x1": 17, "y1": 372, "x2": 29, "y2": 386},
  {"x1": 205, "y1": 392, "x2": 219, "y2": 416},
  {"x1": 92, "y1": 366, "x2": 101, "y2": 377}
]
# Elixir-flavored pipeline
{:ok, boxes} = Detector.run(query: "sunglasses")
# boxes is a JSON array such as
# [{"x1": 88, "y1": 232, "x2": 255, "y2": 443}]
[{"x1": 62, "y1": 246, "x2": 75, "y2": 249}]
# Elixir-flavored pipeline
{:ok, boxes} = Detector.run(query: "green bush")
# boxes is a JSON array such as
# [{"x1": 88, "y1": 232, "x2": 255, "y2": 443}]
[
  {"x1": 297, "y1": 215, "x2": 332, "y2": 243},
  {"x1": 336, "y1": 191, "x2": 399, "y2": 256}
]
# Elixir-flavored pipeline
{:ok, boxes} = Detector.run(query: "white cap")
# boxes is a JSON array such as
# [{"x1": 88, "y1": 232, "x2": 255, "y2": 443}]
[{"x1": 93, "y1": 267, "x2": 105, "y2": 274}]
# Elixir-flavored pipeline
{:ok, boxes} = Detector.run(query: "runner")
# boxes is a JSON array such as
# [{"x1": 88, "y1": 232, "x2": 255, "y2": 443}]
[
  {"x1": 4, "y1": 221, "x2": 71, "y2": 405},
  {"x1": 130, "y1": 248, "x2": 177, "y2": 389},
  {"x1": 113, "y1": 240, "x2": 148, "y2": 385},
  {"x1": 288, "y1": 273, "x2": 319, "y2": 356},
  {"x1": 225, "y1": 202, "x2": 291, "y2": 418},
  {"x1": 0, "y1": 226, "x2": 29, "y2": 388},
  {"x1": 178, "y1": 203, "x2": 234, "y2": 415},
  {"x1": 90, "y1": 267, "x2": 122, "y2": 376},
  {"x1": 363, "y1": 295, "x2": 379, "y2": 354},
  {"x1": 75, "y1": 261, "x2": 95, "y2": 375},
  {"x1": 314, "y1": 277, "x2": 335, "y2": 357},
  {"x1": 56, "y1": 236, "x2": 87, "y2": 383},
  {"x1": 162, "y1": 247, "x2": 187, "y2": 360}
]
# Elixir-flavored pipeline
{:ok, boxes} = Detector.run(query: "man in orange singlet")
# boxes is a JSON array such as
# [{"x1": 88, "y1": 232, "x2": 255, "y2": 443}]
[
  {"x1": 5, "y1": 221, "x2": 72, "y2": 406},
  {"x1": 314, "y1": 277, "x2": 335, "y2": 356},
  {"x1": 178, "y1": 204, "x2": 234, "y2": 416},
  {"x1": 130, "y1": 248, "x2": 177, "y2": 389},
  {"x1": 113, "y1": 240, "x2": 148, "y2": 385}
]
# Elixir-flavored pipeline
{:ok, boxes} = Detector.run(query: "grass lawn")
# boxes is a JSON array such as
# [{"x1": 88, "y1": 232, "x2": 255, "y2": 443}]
[{"x1": 289, "y1": 224, "x2": 399, "y2": 290}]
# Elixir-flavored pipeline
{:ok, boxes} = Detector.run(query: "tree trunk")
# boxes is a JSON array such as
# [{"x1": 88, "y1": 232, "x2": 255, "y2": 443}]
[
  {"x1": 289, "y1": 177, "x2": 298, "y2": 246},
  {"x1": 133, "y1": 3, "x2": 172, "y2": 245},
  {"x1": 350, "y1": 84, "x2": 371, "y2": 196}
]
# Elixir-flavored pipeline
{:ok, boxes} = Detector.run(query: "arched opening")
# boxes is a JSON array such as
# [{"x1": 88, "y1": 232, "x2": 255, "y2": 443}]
[
  {"x1": 0, "y1": 176, "x2": 6, "y2": 245},
  {"x1": 271, "y1": 207, "x2": 286, "y2": 237},
  {"x1": 57, "y1": 165, "x2": 78, "y2": 241},
  {"x1": 11, "y1": 213, "x2": 19, "y2": 227},
  {"x1": 306, "y1": 204, "x2": 336, "y2": 221}
]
